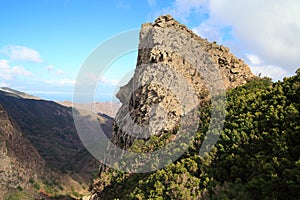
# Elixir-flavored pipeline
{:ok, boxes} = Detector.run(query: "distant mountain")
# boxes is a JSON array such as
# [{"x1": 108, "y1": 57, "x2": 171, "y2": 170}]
[
  {"x1": 58, "y1": 101, "x2": 121, "y2": 118},
  {"x1": 0, "y1": 88, "x2": 115, "y2": 198},
  {"x1": 0, "y1": 87, "x2": 40, "y2": 100}
]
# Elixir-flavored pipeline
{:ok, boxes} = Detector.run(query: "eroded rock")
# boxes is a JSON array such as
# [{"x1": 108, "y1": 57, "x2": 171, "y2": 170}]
[{"x1": 110, "y1": 15, "x2": 254, "y2": 149}]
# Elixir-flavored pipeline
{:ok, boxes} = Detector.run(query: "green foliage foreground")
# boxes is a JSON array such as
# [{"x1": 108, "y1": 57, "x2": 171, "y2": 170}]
[{"x1": 95, "y1": 70, "x2": 300, "y2": 200}]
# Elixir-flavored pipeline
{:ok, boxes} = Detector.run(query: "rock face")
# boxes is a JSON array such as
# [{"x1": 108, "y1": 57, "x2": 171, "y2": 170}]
[
  {"x1": 0, "y1": 104, "x2": 45, "y2": 197},
  {"x1": 111, "y1": 15, "x2": 254, "y2": 149}
]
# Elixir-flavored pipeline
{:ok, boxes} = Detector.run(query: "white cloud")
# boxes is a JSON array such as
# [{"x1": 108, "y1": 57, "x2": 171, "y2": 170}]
[
  {"x1": 46, "y1": 64, "x2": 54, "y2": 72},
  {"x1": 192, "y1": 22, "x2": 221, "y2": 43},
  {"x1": 150, "y1": 0, "x2": 208, "y2": 22},
  {"x1": 56, "y1": 70, "x2": 65, "y2": 75},
  {"x1": 0, "y1": 81, "x2": 9, "y2": 87},
  {"x1": 1, "y1": 45, "x2": 43, "y2": 63},
  {"x1": 11, "y1": 66, "x2": 32, "y2": 76},
  {"x1": 0, "y1": 59, "x2": 10, "y2": 69},
  {"x1": 157, "y1": 0, "x2": 300, "y2": 80},
  {"x1": 208, "y1": 0, "x2": 300, "y2": 68},
  {"x1": 46, "y1": 65, "x2": 65, "y2": 76},
  {"x1": 0, "y1": 59, "x2": 32, "y2": 81},
  {"x1": 245, "y1": 54, "x2": 262, "y2": 65},
  {"x1": 172, "y1": 0, "x2": 208, "y2": 20},
  {"x1": 250, "y1": 65, "x2": 290, "y2": 81},
  {"x1": 99, "y1": 76, "x2": 119, "y2": 86},
  {"x1": 147, "y1": 0, "x2": 157, "y2": 7},
  {"x1": 245, "y1": 53, "x2": 296, "y2": 81},
  {"x1": 0, "y1": 72, "x2": 11, "y2": 81}
]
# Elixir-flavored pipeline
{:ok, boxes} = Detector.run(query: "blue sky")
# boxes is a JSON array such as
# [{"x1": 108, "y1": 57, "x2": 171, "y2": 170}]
[{"x1": 0, "y1": 0, "x2": 299, "y2": 102}]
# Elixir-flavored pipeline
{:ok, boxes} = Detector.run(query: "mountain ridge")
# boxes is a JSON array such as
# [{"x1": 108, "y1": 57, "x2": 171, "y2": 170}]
[{"x1": 0, "y1": 87, "x2": 115, "y2": 199}]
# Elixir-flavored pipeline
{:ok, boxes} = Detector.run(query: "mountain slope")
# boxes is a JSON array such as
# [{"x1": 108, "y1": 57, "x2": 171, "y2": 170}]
[
  {"x1": 87, "y1": 15, "x2": 299, "y2": 199},
  {"x1": 91, "y1": 70, "x2": 300, "y2": 200},
  {"x1": 0, "y1": 103, "x2": 45, "y2": 197},
  {"x1": 0, "y1": 87, "x2": 40, "y2": 100},
  {"x1": 0, "y1": 89, "x2": 114, "y2": 183}
]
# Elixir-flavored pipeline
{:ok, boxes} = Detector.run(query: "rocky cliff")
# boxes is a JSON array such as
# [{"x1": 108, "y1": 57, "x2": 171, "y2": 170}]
[{"x1": 111, "y1": 15, "x2": 254, "y2": 149}]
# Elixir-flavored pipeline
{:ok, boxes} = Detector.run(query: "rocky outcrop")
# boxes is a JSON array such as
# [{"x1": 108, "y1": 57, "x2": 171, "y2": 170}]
[
  {"x1": 0, "y1": 104, "x2": 45, "y2": 197},
  {"x1": 111, "y1": 15, "x2": 254, "y2": 149}
]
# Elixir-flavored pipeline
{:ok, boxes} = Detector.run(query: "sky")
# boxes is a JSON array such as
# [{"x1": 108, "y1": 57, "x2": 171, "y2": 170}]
[{"x1": 0, "y1": 0, "x2": 299, "y2": 102}]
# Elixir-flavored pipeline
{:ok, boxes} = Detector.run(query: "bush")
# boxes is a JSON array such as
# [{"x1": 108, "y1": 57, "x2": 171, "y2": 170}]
[{"x1": 95, "y1": 71, "x2": 300, "y2": 199}]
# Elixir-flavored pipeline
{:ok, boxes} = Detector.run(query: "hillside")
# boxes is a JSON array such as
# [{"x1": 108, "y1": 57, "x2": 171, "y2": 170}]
[
  {"x1": 90, "y1": 69, "x2": 300, "y2": 200},
  {"x1": 86, "y1": 15, "x2": 300, "y2": 200},
  {"x1": 0, "y1": 89, "x2": 114, "y2": 199},
  {"x1": 0, "y1": 104, "x2": 80, "y2": 199},
  {"x1": 0, "y1": 87, "x2": 41, "y2": 100},
  {"x1": 0, "y1": 104, "x2": 45, "y2": 197}
]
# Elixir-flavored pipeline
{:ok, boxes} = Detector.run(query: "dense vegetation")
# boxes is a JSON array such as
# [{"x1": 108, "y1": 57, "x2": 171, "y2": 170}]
[{"x1": 93, "y1": 70, "x2": 300, "y2": 200}]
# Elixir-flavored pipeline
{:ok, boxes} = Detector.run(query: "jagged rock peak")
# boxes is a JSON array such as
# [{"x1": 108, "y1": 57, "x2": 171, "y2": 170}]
[
  {"x1": 89, "y1": 14, "x2": 256, "y2": 199},
  {"x1": 142, "y1": 14, "x2": 213, "y2": 47},
  {"x1": 112, "y1": 15, "x2": 254, "y2": 148},
  {"x1": 143, "y1": 14, "x2": 177, "y2": 27},
  {"x1": 143, "y1": 14, "x2": 196, "y2": 36}
]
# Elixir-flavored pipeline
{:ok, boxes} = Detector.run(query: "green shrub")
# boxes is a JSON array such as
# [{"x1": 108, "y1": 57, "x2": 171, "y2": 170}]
[{"x1": 95, "y1": 70, "x2": 300, "y2": 199}]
